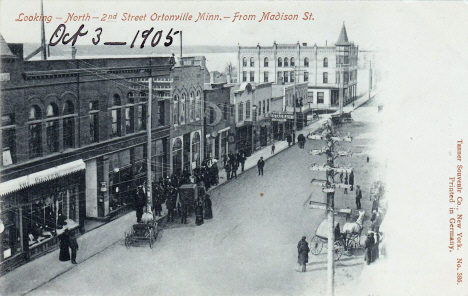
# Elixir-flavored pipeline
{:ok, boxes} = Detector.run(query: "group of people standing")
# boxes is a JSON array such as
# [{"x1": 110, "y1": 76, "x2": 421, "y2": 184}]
[
  {"x1": 223, "y1": 152, "x2": 246, "y2": 182},
  {"x1": 58, "y1": 229, "x2": 79, "y2": 264}
]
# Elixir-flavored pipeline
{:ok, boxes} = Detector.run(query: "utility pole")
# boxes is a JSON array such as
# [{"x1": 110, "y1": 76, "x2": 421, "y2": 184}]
[
  {"x1": 293, "y1": 65, "x2": 297, "y2": 145},
  {"x1": 308, "y1": 122, "x2": 353, "y2": 296},
  {"x1": 40, "y1": 0, "x2": 47, "y2": 60},
  {"x1": 338, "y1": 64, "x2": 343, "y2": 115},
  {"x1": 369, "y1": 61, "x2": 372, "y2": 100},
  {"x1": 146, "y1": 78, "x2": 153, "y2": 213}
]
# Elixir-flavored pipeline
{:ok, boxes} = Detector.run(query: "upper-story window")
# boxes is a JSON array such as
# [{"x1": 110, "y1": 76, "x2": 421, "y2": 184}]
[
  {"x1": 258, "y1": 101, "x2": 262, "y2": 115},
  {"x1": 238, "y1": 102, "x2": 244, "y2": 121},
  {"x1": 195, "y1": 90, "x2": 201, "y2": 120},
  {"x1": 46, "y1": 103, "x2": 59, "y2": 153},
  {"x1": 29, "y1": 105, "x2": 43, "y2": 158},
  {"x1": 264, "y1": 57, "x2": 269, "y2": 67},
  {"x1": 250, "y1": 57, "x2": 255, "y2": 67},
  {"x1": 137, "y1": 91, "x2": 147, "y2": 131},
  {"x1": 304, "y1": 72, "x2": 309, "y2": 82},
  {"x1": 242, "y1": 71, "x2": 247, "y2": 82},
  {"x1": 243, "y1": 57, "x2": 247, "y2": 67},
  {"x1": 180, "y1": 93, "x2": 187, "y2": 124},
  {"x1": 173, "y1": 95, "x2": 179, "y2": 125},
  {"x1": 284, "y1": 58, "x2": 289, "y2": 67},
  {"x1": 62, "y1": 100, "x2": 75, "y2": 149},
  {"x1": 284, "y1": 71, "x2": 289, "y2": 83},
  {"x1": 323, "y1": 57, "x2": 328, "y2": 67},
  {"x1": 323, "y1": 72, "x2": 328, "y2": 84},
  {"x1": 304, "y1": 57, "x2": 309, "y2": 67},
  {"x1": 262, "y1": 100, "x2": 266, "y2": 114},
  {"x1": 250, "y1": 71, "x2": 255, "y2": 82},
  {"x1": 125, "y1": 92, "x2": 135, "y2": 135},
  {"x1": 290, "y1": 57, "x2": 295, "y2": 67},
  {"x1": 246, "y1": 100, "x2": 251, "y2": 119},
  {"x1": 89, "y1": 100, "x2": 99, "y2": 143},
  {"x1": 189, "y1": 92, "x2": 195, "y2": 122},
  {"x1": 278, "y1": 57, "x2": 282, "y2": 67},
  {"x1": 1, "y1": 113, "x2": 16, "y2": 166},
  {"x1": 111, "y1": 94, "x2": 122, "y2": 138}
]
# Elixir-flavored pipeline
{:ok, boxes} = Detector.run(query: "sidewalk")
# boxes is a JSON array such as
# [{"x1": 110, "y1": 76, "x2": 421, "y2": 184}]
[{"x1": 0, "y1": 94, "x2": 372, "y2": 295}]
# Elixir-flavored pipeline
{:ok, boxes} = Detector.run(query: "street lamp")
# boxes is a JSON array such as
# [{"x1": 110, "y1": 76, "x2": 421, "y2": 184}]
[{"x1": 251, "y1": 104, "x2": 257, "y2": 154}]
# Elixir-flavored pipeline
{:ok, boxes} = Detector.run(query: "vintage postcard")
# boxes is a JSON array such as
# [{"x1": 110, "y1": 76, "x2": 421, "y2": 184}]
[{"x1": 0, "y1": 1, "x2": 467, "y2": 295}]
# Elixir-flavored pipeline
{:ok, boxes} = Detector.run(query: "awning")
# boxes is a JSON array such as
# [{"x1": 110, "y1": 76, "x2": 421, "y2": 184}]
[{"x1": 0, "y1": 159, "x2": 86, "y2": 196}]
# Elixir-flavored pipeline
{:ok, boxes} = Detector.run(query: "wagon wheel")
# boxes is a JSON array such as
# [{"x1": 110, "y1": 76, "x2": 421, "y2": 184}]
[
  {"x1": 345, "y1": 239, "x2": 357, "y2": 256},
  {"x1": 333, "y1": 240, "x2": 343, "y2": 261},
  {"x1": 124, "y1": 231, "x2": 132, "y2": 249},
  {"x1": 310, "y1": 236, "x2": 323, "y2": 255}
]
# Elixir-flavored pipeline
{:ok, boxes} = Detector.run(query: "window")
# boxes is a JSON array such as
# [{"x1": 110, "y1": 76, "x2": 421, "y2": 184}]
[
  {"x1": 180, "y1": 93, "x2": 187, "y2": 124},
  {"x1": 1, "y1": 113, "x2": 16, "y2": 166},
  {"x1": 304, "y1": 72, "x2": 309, "y2": 82},
  {"x1": 250, "y1": 71, "x2": 254, "y2": 82},
  {"x1": 323, "y1": 57, "x2": 328, "y2": 67},
  {"x1": 246, "y1": 101, "x2": 251, "y2": 119},
  {"x1": 29, "y1": 105, "x2": 42, "y2": 158},
  {"x1": 323, "y1": 72, "x2": 328, "y2": 84},
  {"x1": 291, "y1": 57, "x2": 295, "y2": 66},
  {"x1": 62, "y1": 101, "x2": 75, "y2": 149},
  {"x1": 137, "y1": 104, "x2": 146, "y2": 131},
  {"x1": 267, "y1": 100, "x2": 270, "y2": 112},
  {"x1": 191, "y1": 132, "x2": 201, "y2": 168},
  {"x1": 125, "y1": 107, "x2": 134, "y2": 135},
  {"x1": 284, "y1": 71, "x2": 289, "y2": 83},
  {"x1": 290, "y1": 71, "x2": 295, "y2": 82},
  {"x1": 238, "y1": 102, "x2": 244, "y2": 121},
  {"x1": 264, "y1": 71, "x2": 269, "y2": 82},
  {"x1": 304, "y1": 57, "x2": 309, "y2": 67},
  {"x1": 336, "y1": 71, "x2": 341, "y2": 84},
  {"x1": 158, "y1": 101, "x2": 165, "y2": 126},
  {"x1": 189, "y1": 92, "x2": 195, "y2": 122},
  {"x1": 250, "y1": 57, "x2": 254, "y2": 67},
  {"x1": 258, "y1": 101, "x2": 262, "y2": 115},
  {"x1": 278, "y1": 57, "x2": 282, "y2": 67},
  {"x1": 173, "y1": 95, "x2": 179, "y2": 125},
  {"x1": 284, "y1": 58, "x2": 289, "y2": 67},
  {"x1": 196, "y1": 91, "x2": 201, "y2": 120},
  {"x1": 317, "y1": 92, "x2": 324, "y2": 104},
  {"x1": 277, "y1": 71, "x2": 283, "y2": 82},
  {"x1": 344, "y1": 72, "x2": 349, "y2": 83},
  {"x1": 111, "y1": 94, "x2": 122, "y2": 138},
  {"x1": 46, "y1": 103, "x2": 59, "y2": 153},
  {"x1": 185, "y1": 93, "x2": 190, "y2": 122},
  {"x1": 243, "y1": 71, "x2": 247, "y2": 82},
  {"x1": 262, "y1": 100, "x2": 266, "y2": 114},
  {"x1": 243, "y1": 57, "x2": 247, "y2": 67},
  {"x1": 172, "y1": 138, "x2": 183, "y2": 174},
  {"x1": 89, "y1": 101, "x2": 99, "y2": 143},
  {"x1": 308, "y1": 92, "x2": 314, "y2": 104},
  {"x1": 264, "y1": 57, "x2": 269, "y2": 67}
]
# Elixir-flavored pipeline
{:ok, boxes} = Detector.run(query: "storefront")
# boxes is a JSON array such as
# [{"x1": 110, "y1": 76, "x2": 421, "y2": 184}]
[
  {"x1": 204, "y1": 127, "x2": 230, "y2": 161},
  {"x1": 171, "y1": 130, "x2": 202, "y2": 175},
  {"x1": 0, "y1": 160, "x2": 85, "y2": 269},
  {"x1": 235, "y1": 124, "x2": 253, "y2": 156}
]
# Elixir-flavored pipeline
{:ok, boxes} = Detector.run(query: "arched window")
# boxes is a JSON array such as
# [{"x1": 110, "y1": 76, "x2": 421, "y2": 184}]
[
  {"x1": 63, "y1": 101, "x2": 75, "y2": 149},
  {"x1": 264, "y1": 57, "x2": 269, "y2": 67},
  {"x1": 46, "y1": 103, "x2": 59, "y2": 153},
  {"x1": 180, "y1": 93, "x2": 186, "y2": 124},
  {"x1": 284, "y1": 58, "x2": 289, "y2": 67},
  {"x1": 291, "y1": 57, "x2": 295, "y2": 67},
  {"x1": 173, "y1": 95, "x2": 179, "y2": 125},
  {"x1": 29, "y1": 105, "x2": 42, "y2": 158},
  {"x1": 111, "y1": 94, "x2": 122, "y2": 138},
  {"x1": 278, "y1": 57, "x2": 282, "y2": 67},
  {"x1": 323, "y1": 57, "x2": 328, "y2": 67},
  {"x1": 185, "y1": 93, "x2": 190, "y2": 123},
  {"x1": 304, "y1": 57, "x2": 309, "y2": 67},
  {"x1": 172, "y1": 138, "x2": 183, "y2": 174},
  {"x1": 191, "y1": 132, "x2": 201, "y2": 168},
  {"x1": 243, "y1": 57, "x2": 247, "y2": 67},
  {"x1": 189, "y1": 92, "x2": 195, "y2": 121},
  {"x1": 238, "y1": 102, "x2": 244, "y2": 121},
  {"x1": 195, "y1": 91, "x2": 201, "y2": 119},
  {"x1": 250, "y1": 57, "x2": 254, "y2": 67},
  {"x1": 137, "y1": 91, "x2": 147, "y2": 131}
]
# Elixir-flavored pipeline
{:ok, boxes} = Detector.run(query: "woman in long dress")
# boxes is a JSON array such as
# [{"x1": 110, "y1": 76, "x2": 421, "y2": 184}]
[
  {"x1": 204, "y1": 194, "x2": 213, "y2": 220},
  {"x1": 195, "y1": 201, "x2": 204, "y2": 226},
  {"x1": 59, "y1": 229, "x2": 71, "y2": 262}
]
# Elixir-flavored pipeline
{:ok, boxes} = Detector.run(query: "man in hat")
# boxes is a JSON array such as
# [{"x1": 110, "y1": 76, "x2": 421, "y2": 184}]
[
  {"x1": 365, "y1": 231, "x2": 375, "y2": 265},
  {"x1": 355, "y1": 185, "x2": 362, "y2": 210},
  {"x1": 257, "y1": 157, "x2": 265, "y2": 176},
  {"x1": 69, "y1": 231, "x2": 79, "y2": 264},
  {"x1": 297, "y1": 236, "x2": 310, "y2": 272}
]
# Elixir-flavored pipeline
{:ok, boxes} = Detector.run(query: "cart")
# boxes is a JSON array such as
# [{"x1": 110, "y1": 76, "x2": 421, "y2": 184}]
[
  {"x1": 309, "y1": 212, "x2": 358, "y2": 260},
  {"x1": 124, "y1": 220, "x2": 159, "y2": 249}
]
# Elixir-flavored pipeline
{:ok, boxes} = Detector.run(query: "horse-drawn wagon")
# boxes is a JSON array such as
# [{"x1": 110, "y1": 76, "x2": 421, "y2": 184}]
[{"x1": 124, "y1": 218, "x2": 159, "y2": 249}]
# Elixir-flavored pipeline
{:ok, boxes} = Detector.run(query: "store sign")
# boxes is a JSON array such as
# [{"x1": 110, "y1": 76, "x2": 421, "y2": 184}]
[{"x1": 267, "y1": 112, "x2": 294, "y2": 120}]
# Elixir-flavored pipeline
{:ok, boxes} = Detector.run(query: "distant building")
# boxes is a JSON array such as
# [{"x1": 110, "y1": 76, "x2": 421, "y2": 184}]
[{"x1": 237, "y1": 23, "x2": 359, "y2": 111}]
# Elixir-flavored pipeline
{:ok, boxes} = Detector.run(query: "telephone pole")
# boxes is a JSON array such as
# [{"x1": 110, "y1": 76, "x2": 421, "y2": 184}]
[{"x1": 146, "y1": 78, "x2": 153, "y2": 213}]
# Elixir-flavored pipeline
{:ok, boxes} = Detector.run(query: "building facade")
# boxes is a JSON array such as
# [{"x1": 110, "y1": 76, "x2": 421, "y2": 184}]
[{"x1": 237, "y1": 24, "x2": 359, "y2": 111}]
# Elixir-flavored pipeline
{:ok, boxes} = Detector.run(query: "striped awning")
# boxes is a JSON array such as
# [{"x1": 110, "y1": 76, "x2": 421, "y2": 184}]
[{"x1": 0, "y1": 159, "x2": 85, "y2": 196}]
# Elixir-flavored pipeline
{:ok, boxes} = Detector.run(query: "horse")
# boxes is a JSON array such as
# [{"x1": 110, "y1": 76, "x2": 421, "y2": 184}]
[{"x1": 343, "y1": 210, "x2": 365, "y2": 236}]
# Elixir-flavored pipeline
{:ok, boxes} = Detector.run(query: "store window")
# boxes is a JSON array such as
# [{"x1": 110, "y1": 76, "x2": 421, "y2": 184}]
[
  {"x1": 28, "y1": 106, "x2": 42, "y2": 159},
  {"x1": 108, "y1": 149, "x2": 132, "y2": 212},
  {"x1": 278, "y1": 57, "x2": 282, "y2": 67},
  {"x1": 111, "y1": 94, "x2": 122, "y2": 138},
  {"x1": 0, "y1": 205, "x2": 21, "y2": 261},
  {"x1": 62, "y1": 101, "x2": 75, "y2": 149},
  {"x1": 46, "y1": 103, "x2": 59, "y2": 153},
  {"x1": 264, "y1": 57, "x2": 269, "y2": 67},
  {"x1": 1, "y1": 113, "x2": 16, "y2": 166},
  {"x1": 172, "y1": 138, "x2": 183, "y2": 174},
  {"x1": 304, "y1": 57, "x2": 309, "y2": 67},
  {"x1": 152, "y1": 139, "x2": 167, "y2": 181},
  {"x1": 191, "y1": 132, "x2": 201, "y2": 169},
  {"x1": 89, "y1": 101, "x2": 99, "y2": 143}
]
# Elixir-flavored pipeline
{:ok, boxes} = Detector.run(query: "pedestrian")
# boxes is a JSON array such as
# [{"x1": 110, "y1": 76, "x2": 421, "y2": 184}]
[
  {"x1": 69, "y1": 231, "x2": 79, "y2": 264},
  {"x1": 271, "y1": 144, "x2": 276, "y2": 154},
  {"x1": 204, "y1": 194, "x2": 213, "y2": 219},
  {"x1": 372, "y1": 197, "x2": 379, "y2": 213},
  {"x1": 355, "y1": 185, "x2": 362, "y2": 210},
  {"x1": 240, "y1": 152, "x2": 246, "y2": 172},
  {"x1": 293, "y1": 132, "x2": 296, "y2": 145},
  {"x1": 195, "y1": 201, "x2": 204, "y2": 226},
  {"x1": 296, "y1": 236, "x2": 310, "y2": 272},
  {"x1": 366, "y1": 156, "x2": 370, "y2": 163},
  {"x1": 223, "y1": 154, "x2": 228, "y2": 168},
  {"x1": 135, "y1": 186, "x2": 145, "y2": 223},
  {"x1": 59, "y1": 229, "x2": 71, "y2": 262},
  {"x1": 374, "y1": 231, "x2": 380, "y2": 261},
  {"x1": 287, "y1": 134, "x2": 292, "y2": 147},
  {"x1": 231, "y1": 160, "x2": 238, "y2": 179},
  {"x1": 364, "y1": 232, "x2": 375, "y2": 265},
  {"x1": 225, "y1": 162, "x2": 231, "y2": 182},
  {"x1": 180, "y1": 202, "x2": 188, "y2": 224},
  {"x1": 257, "y1": 157, "x2": 265, "y2": 176},
  {"x1": 349, "y1": 170, "x2": 354, "y2": 191}
]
